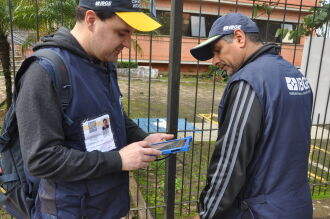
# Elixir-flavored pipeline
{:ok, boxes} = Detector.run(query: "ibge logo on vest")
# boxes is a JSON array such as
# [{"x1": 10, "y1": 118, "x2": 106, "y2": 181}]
[{"x1": 285, "y1": 76, "x2": 311, "y2": 96}]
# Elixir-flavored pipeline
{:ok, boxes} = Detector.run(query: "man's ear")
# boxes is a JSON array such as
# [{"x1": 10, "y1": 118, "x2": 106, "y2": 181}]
[
  {"x1": 85, "y1": 10, "x2": 97, "y2": 31},
  {"x1": 233, "y1": 29, "x2": 246, "y2": 48}
]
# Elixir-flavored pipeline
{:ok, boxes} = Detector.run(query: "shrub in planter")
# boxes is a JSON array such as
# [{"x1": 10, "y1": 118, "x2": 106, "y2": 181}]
[{"x1": 116, "y1": 61, "x2": 138, "y2": 68}]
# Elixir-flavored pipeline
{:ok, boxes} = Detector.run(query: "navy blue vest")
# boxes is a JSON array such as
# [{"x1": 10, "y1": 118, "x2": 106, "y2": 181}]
[
  {"x1": 219, "y1": 51, "x2": 313, "y2": 218},
  {"x1": 34, "y1": 48, "x2": 129, "y2": 218}
]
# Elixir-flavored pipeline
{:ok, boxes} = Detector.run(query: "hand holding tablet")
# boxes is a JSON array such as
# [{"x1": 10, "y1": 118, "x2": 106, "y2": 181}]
[{"x1": 150, "y1": 136, "x2": 192, "y2": 155}]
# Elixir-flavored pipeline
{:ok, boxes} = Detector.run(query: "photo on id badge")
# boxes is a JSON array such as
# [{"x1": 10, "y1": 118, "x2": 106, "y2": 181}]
[{"x1": 82, "y1": 114, "x2": 117, "y2": 152}]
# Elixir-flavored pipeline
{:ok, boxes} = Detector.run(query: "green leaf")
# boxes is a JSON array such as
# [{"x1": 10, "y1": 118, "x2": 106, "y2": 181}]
[
  {"x1": 271, "y1": 2, "x2": 330, "y2": 38},
  {"x1": 283, "y1": 28, "x2": 289, "y2": 38},
  {"x1": 266, "y1": 6, "x2": 273, "y2": 15},
  {"x1": 288, "y1": 29, "x2": 296, "y2": 40},
  {"x1": 275, "y1": 28, "x2": 289, "y2": 39},
  {"x1": 252, "y1": 5, "x2": 258, "y2": 18},
  {"x1": 275, "y1": 28, "x2": 282, "y2": 38}
]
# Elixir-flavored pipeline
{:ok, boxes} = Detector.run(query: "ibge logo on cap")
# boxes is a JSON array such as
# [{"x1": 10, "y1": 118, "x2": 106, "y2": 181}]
[
  {"x1": 131, "y1": 0, "x2": 140, "y2": 8},
  {"x1": 223, "y1": 25, "x2": 241, "y2": 31},
  {"x1": 94, "y1": 0, "x2": 140, "y2": 8},
  {"x1": 95, "y1": 1, "x2": 112, "y2": 6}
]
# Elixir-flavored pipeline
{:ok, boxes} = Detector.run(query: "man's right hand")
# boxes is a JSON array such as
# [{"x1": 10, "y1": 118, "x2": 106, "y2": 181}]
[{"x1": 119, "y1": 141, "x2": 161, "y2": 171}]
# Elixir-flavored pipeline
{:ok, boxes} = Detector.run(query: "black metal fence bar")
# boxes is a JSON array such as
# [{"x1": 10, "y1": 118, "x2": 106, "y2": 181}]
[
  {"x1": 127, "y1": 46, "x2": 131, "y2": 116},
  {"x1": 188, "y1": 0, "x2": 203, "y2": 214},
  {"x1": 278, "y1": 0, "x2": 289, "y2": 51},
  {"x1": 7, "y1": 0, "x2": 15, "y2": 75},
  {"x1": 165, "y1": 0, "x2": 184, "y2": 218},
  {"x1": 197, "y1": 118, "x2": 205, "y2": 197},
  {"x1": 34, "y1": 0, "x2": 39, "y2": 41},
  {"x1": 179, "y1": 119, "x2": 188, "y2": 216},
  {"x1": 302, "y1": 0, "x2": 319, "y2": 78},
  {"x1": 317, "y1": 87, "x2": 330, "y2": 194},
  {"x1": 207, "y1": 72, "x2": 217, "y2": 165},
  {"x1": 309, "y1": 114, "x2": 320, "y2": 180},
  {"x1": 292, "y1": 0, "x2": 304, "y2": 64}
]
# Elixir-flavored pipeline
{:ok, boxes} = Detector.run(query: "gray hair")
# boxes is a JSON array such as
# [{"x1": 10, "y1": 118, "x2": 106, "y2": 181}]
[{"x1": 221, "y1": 32, "x2": 263, "y2": 43}]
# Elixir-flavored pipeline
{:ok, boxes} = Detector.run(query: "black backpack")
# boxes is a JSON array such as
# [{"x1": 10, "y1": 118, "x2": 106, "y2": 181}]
[{"x1": 0, "y1": 49, "x2": 72, "y2": 218}]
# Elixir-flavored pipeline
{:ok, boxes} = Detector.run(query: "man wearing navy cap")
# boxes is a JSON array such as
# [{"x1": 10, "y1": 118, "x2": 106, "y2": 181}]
[
  {"x1": 16, "y1": 0, "x2": 173, "y2": 218},
  {"x1": 191, "y1": 13, "x2": 313, "y2": 219}
]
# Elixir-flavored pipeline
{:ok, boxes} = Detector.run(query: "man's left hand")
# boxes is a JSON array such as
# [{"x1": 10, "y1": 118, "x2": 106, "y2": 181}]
[{"x1": 144, "y1": 133, "x2": 174, "y2": 145}]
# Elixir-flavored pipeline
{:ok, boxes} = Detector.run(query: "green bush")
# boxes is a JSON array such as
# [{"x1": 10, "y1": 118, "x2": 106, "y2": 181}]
[
  {"x1": 116, "y1": 61, "x2": 138, "y2": 68},
  {"x1": 207, "y1": 65, "x2": 229, "y2": 82}
]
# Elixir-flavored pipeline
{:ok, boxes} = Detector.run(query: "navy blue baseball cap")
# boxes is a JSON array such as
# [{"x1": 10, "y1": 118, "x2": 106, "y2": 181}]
[
  {"x1": 190, "y1": 13, "x2": 259, "y2": 61},
  {"x1": 79, "y1": 0, "x2": 161, "y2": 32}
]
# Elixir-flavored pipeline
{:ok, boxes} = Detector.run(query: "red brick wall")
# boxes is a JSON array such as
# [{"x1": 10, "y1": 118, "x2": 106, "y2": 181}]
[{"x1": 121, "y1": 34, "x2": 304, "y2": 73}]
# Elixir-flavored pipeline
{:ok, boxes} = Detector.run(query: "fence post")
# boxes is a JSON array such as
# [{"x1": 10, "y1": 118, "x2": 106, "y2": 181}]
[
  {"x1": 7, "y1": 0, "x2": 16, "y2": 75},
  {"x1": 165, "y1": 0, "x2": 184, "y2": 218}
]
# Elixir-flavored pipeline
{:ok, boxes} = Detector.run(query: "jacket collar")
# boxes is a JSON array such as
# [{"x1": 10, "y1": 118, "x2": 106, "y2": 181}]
[{"x1": 239, "y1": 43, "x2": 280, "y2": 71}]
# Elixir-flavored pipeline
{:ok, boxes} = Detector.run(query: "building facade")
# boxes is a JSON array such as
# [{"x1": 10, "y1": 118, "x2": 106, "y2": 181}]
[{"x1": 120, "y1": 0, "x2": 316, "y2": 74}]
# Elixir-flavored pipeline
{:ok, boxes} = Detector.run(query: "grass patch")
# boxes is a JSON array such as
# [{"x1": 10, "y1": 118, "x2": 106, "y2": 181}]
[
  {"x1": 311, "y1": 184, "x2": 330, "y2": 200},
  {"x1": 0, "y1": 210, "x2": 11, "y2": 219},
  {"x1": 308, "y1": 138, "x2": 330, "y2": 192}
]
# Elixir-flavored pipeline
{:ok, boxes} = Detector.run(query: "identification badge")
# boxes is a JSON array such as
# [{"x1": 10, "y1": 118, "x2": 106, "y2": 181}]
[{"x1": 82, "y1": 114, "x2": 117, "y2": 152}]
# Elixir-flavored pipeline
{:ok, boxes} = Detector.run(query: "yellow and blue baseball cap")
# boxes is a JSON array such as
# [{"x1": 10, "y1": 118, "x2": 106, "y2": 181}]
[
  {"x1": 190, "y1": 13, "x2": 259, "y2": 61},
  {"x1": 79, "y1": 0, "x2": 161, "y2": 32}
]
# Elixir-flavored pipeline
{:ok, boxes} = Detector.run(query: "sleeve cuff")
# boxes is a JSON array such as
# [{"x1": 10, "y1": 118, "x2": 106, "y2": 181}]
[{"x1": 105, "y1": 151, "x2": 123, "y2": 172}]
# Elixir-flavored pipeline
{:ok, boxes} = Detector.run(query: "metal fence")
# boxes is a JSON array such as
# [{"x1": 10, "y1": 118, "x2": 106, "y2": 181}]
[{"x1": 2, "y1": 0, "x2": 330, "y2": 218}]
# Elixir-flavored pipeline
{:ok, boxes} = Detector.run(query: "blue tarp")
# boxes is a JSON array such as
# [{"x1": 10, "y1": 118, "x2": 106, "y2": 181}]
[{"x1": 133, "y1": 118, "x2": 199, "y2": 133}]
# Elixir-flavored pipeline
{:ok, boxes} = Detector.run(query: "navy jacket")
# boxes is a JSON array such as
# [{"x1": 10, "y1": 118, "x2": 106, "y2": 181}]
[
  {"x1": 199, "y1": 44, "x2": 313, "y2": 219},
  {"x1": 16, "y1": 28, "x2": 147, "y2": 219}
]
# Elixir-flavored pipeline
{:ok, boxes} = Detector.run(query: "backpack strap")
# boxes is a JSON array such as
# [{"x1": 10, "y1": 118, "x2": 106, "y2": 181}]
[
  {"x1": 0, "y1": 172, "x2": 20, "y2": 183},
  {"x1": 30, "y1": 49, "x2": 72, "y2": 111},
  {"x1": 14, "y1": 49, "x2": 73, "y2": 125}
]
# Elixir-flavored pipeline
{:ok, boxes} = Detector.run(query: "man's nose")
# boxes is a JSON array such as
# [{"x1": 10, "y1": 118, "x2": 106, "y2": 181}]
[
  {"x1": 123, "y1": 35, "x2": 131, "y2": 49},
  {"x1": 212, "y1": 55, "x2": 220, "y2": 66}
]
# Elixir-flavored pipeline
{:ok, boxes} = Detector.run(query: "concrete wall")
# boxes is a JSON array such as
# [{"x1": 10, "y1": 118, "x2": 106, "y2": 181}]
[{"x1": 301, "y1": 37, "x2": 330, "y2": 125}]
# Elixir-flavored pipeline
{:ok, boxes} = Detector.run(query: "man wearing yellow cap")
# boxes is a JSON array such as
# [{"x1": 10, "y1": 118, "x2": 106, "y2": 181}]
[{"x1": 15, "y1": 0, "x2": 172, "y2": 218}]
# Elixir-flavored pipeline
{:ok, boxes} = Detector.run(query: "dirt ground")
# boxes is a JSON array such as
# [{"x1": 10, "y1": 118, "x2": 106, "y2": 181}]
[
  {"x1": 314, "y1": 199, "x2": 330, "y2": 218},
  {"x1": 118, "y1": 77, "x2": 225, "y2": 120}
]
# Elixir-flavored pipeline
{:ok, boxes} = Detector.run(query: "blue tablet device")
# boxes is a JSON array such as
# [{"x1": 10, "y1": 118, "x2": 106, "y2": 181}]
[{"x1": 150, "y1": 136, "x2": 192, "y2": 155}]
